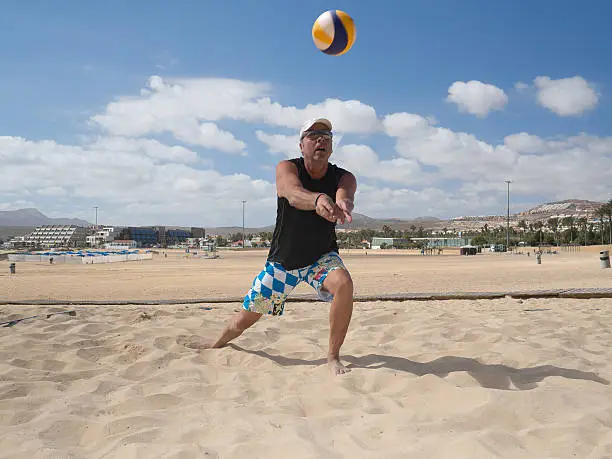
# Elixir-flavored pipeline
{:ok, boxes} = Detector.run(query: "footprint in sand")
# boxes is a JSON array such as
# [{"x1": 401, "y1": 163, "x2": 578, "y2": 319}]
[
  {"x1": 0, "y1": 384, "x2": 30, "y2": 401},
  {"x1": 114, "y1": 343, "x2": 150, "y2": 365},
  {"x1": 106, "y1": 394, "x2": 183, "y2": 416},
  {"x1": 101, "y1": 415, "x2": 160, "y2": 438},
  {"x1": 153, "y1": 336, "x2": 176, "y2": 351},
  {"x1": 76, "y1": 346, "x2": 116, "y2": 363},
  {"x1": 8, "y1": 358, "x2": 67, "y2": 372},
  {"x1": 39, "y1": 419, "x2": 91, "y2": 447},
  {"x1": 176, "y1": 334, "x2": 211, "y2": 350},
  {"x1": 121, "y1": 353, "x2": 182, "y2": 380}
]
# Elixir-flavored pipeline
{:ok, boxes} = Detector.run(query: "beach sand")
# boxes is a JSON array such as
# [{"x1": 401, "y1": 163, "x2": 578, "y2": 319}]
[{"x1": 1, "y1": 249, "x2": 611, "y2": 458}]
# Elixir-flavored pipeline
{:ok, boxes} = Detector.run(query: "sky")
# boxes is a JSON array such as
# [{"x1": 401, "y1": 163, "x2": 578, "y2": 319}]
[{"x1": 1, "y1": 0, "x2": 611, "y2": 228}]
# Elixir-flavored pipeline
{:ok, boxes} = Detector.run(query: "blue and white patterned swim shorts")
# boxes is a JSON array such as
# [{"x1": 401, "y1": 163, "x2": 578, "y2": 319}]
[{"x1": 243, "y1": 251, "x2": 347, "y2": 316}]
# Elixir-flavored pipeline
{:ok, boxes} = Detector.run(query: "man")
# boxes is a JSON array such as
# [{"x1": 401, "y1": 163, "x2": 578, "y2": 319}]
[{"x1": 189, "y1": 117, "x2": 357, "y2": 375}]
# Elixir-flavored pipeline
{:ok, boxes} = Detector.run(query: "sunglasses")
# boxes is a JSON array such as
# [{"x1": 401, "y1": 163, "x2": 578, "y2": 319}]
[{"x1": 301, "y1": 130, "x2": 333, "y2": 140}]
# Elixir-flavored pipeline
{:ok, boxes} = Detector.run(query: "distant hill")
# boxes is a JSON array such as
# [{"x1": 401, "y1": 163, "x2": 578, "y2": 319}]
[
  {"x1": 2, "y1": 199, "x2": 606, "y2": 238},
  {"x1": 337, "y1": 213, "x2": 443, "y2": 231},
  {"x1": 205, "y1": 212, "x2": 444, "y2": 236},
  {"x1": 0, "y1": 208, "x2": 91, "y2": 227},
  {"x1": 518, "y1": 199, "x2": 605, "y2": 218},
  {"x1": 0, "y1": 226, "x2": 35, "y2": 242}
]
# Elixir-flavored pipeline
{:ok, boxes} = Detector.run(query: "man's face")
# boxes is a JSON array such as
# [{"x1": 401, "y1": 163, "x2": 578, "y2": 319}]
[{"x1": 300, "y1": 122, "x2": 333, "y2": 161}]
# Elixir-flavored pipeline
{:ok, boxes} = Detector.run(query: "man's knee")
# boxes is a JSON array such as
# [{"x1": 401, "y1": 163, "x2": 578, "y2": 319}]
[
  {"x1": 230, "y1": 310, "x2": 262, "y2": 332},
  {"x1": 323, "y1": 268, "x2": 353, "y2": 297}
]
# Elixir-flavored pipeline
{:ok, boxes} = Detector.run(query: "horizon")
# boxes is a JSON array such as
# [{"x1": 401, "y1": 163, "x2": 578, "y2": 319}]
[
  {"x1": 1, "y1": 2, "x2": 611, "y2": 227},
  {"x1": 1, "y1": 196, "x2": 606, "y2": 230}
]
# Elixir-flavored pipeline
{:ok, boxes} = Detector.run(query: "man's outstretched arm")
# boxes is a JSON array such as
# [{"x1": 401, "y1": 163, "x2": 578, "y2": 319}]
[
  {"x1": 335, "y1": 171, "x2": 357, "y2": 224},
  {"x1": 276, "y1": 160, "x2": 320, "y2": 210},
  {"x1": 276, "y1": 160, "x2": 343, "y2": 223}
]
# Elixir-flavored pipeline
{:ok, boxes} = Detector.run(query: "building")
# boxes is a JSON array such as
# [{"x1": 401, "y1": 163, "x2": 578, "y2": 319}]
[
  {"x1": 411, "y1": 237, "x2": 472, "y2": 248},
  {"x1": 116, "y1": 226, "x2": 207, "y2": 248},
  {"x1": 119, "y1": 227, "x2": 158, "y2": 247},
  {"x1": 166, "y1": 229, "x2": 191, "y2": 246},
  {"x1": 23, "y1": 225, "x2": 88, "y2": 248},
  {"x1": 371, "y1": 237, "x2": 409, "y2": 249},
  {"x1": 86, "y1": 226, "x2": 122, "y2": 247},
  {"x1": 191, "y1": 227, "x2": 205, "y2": 238},
  {"x1": 105, "y1": 240, "x2": 138, "y2": 249}
]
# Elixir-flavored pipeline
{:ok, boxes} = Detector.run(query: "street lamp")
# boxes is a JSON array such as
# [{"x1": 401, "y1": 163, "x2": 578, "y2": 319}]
[
  {"x1": 241, "y1": 200, "x2": 246, "y2": 249},
  {"x1": 505, "y1": 180, "x2": 512, "y2": 251},
  {"x1": 93, "y1": 206, "x2": 99, "y2": 248}
]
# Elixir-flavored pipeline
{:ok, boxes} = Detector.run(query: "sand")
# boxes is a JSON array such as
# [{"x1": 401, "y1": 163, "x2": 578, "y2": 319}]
[
  {"x1": 2, "y1": 246, "x2": 612, "y2": 302},
  {"x1": 1, "y1": 248, "x2": 611, "y2": 458}
]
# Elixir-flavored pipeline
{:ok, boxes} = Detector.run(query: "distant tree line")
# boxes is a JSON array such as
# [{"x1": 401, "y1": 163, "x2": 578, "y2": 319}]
[{"x1": 211, "y1": 200, "x2": 612, "y2": 249}]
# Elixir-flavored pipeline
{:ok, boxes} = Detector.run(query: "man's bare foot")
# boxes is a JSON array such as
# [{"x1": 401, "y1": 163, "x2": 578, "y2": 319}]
[
  {"x1": 328, "y1": 358, "x2": 350, "y2": 375},
  {"x1": 176, "y1": 334, "x2": 212, "y2": 350}
]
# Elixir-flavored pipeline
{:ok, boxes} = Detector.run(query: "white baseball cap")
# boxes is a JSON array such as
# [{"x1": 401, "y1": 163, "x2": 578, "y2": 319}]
[{"x1": 299, "y1": 117, "x2": 332, "y2": 139}]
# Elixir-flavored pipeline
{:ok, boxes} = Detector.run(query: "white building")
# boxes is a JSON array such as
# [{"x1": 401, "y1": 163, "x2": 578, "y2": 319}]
[
  {"x1": 23, "y1": 225, "x2": 88, "y2": 248},
  {"x1": 87, "y1": 226, "x2": 122, "y2": 247},
  {"x1": 105, "y1": 240, "x2": 137, "y2": 249}
]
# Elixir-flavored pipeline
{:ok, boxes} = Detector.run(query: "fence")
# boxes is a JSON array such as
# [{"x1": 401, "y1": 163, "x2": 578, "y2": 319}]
[{"x1": 8, "y1": 251, "x2": 153, "y2": 264}]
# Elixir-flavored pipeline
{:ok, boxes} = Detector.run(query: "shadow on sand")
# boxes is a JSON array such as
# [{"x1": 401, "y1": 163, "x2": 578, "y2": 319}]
[{"x1": 229, "y1": 344, "x2": 609, "y2": 391}]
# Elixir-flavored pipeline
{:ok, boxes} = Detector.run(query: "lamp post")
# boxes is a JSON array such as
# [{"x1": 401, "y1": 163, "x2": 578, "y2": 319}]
[
  {"x1": 93, "y1": 206, "x2": 99, "y2": 248},
  {"x1": 241, "y1": 200, "x2": 246, "y2": 249},
  {"x1": 505, "y1": 180, "x2": 512, "y2": 251}
]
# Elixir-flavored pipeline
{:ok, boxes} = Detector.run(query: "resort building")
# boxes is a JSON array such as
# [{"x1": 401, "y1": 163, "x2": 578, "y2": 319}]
[{"x1": 22, "y1": 225, "x2": 88, "y2": 248}]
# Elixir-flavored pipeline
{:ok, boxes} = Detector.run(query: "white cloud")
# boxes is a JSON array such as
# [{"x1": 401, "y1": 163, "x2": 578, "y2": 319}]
[
  {"x1": 446, "y1": 80, "x2": 508, "y2": 117},
  {"x1": 503, "y1": 133, "x2": 545, "y2": 154},
  {"x1": 87, "y1": 137, "x2": 204, "y2": 164},
  {"x1": 255, "y1": 130, "x2": 345, "y2": 158},
  {"x1": 383, "y1": 113, "x2": 431, "y2": 136},
  {"x1": 36, "y1": 186, "x2": 68, "y2": 197},
  {"x1": 91, "y1": 76, "x2": 381, "y2": 151},
  {"x1": 332, "y1": 144, "x2": 426, "y2": 186},
  {"x1": 514, "y1": 81, "x2": 528, "y2": 92},
  {"x1": 2, "y1": 74, "x2": 611, "y2": 225},
  {"x1": 0, "y1": 200, "x2": 37, "y2": 211},
  {"x1": 0, "y1": 135, "x2": 275, "y2": 226},
  {"x1": 383, "y1": 112, "x2": 518, "y2": 180},
  {"x1": 255, "y1": 131, "x2": 299, "y2": 157},
  {"x1": 534, "y1": 76, "x2": 599, "y2": 116}
]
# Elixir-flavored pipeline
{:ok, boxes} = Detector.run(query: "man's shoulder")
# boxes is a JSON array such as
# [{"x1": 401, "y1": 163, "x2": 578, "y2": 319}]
[
  {"x1": 329, "y1": 161, "x2": 352, "y2": 177},
  {"x1": 277, "y1": 157, "x2": 302, "y2": 168}
]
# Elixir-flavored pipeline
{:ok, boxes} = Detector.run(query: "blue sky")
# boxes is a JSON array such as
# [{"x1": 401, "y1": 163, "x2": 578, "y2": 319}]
[{"x1": 1, "y1": 1, "x2": 611, "y2": 227}]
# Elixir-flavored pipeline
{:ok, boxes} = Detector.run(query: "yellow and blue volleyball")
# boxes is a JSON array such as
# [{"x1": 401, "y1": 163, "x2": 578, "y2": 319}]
[{"x1": 312, "y1": 10, "x2": 356, "y2": 56}]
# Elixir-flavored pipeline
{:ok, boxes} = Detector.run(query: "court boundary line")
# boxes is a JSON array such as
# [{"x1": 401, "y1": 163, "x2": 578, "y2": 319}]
[{"x1": 2, "y1": 288, "x2": 612, "y2": 305}]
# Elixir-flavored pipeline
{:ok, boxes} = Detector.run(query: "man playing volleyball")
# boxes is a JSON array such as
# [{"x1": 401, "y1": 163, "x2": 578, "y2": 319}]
[{"x1": 188, "y1": 117, "x2": 357, "y2": 375}]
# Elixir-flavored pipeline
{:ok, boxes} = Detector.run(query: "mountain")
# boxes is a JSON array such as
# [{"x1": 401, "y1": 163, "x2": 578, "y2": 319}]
[
  {"x1": 1, "y1": 199, "x2": 606, "y2": 237},
  {"x1": 518, "y1": 199, "x2": 605, "y2": 219},
  {"x1": 0, "y1": 208, "x2": 91, "y2": 227},
  {"x1": 337, "y1": 213, "x2": 443, "y2": 231},
  {"x1": 204, "y1": 212, "x2": 444, "y2": 236}
]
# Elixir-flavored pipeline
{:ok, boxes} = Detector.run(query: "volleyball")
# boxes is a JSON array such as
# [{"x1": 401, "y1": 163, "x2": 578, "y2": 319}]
[{"x1": 312, "y1": 10, "x2": 356, "y2": 56}]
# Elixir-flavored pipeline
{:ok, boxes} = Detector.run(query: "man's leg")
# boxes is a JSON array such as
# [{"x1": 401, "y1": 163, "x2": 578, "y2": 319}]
[
  {"x1": 179, "y1": 310, "x2": 262, "y2": 350},
  {"x1": 180, "y1": 261, "x2": 296, "y2": 350},
  {"x1": 320, "y1": 267, "x2": 354, "y2": 375},
  {"x1": 209, "y1": 309, "x2": 262, "y2": 348}
]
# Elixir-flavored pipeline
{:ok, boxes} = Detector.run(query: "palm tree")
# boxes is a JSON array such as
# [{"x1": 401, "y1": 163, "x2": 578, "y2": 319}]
[
  {"x1": 561, "y1": 216, "x2": 574, "y2": 244},
  {"x1": 547, "y1": 218, "x2": 559, "y2": 245},
  {"x1": 576, "y1": 217, "x2": 588, "y2": 245},
  {"x1": 597, "y1": 205, "x2": 606, "y2": 245},
  {"x1": 606, "y1": 200, "x2": 612, "y2": 244},
  {"x1": 533, "y1": 221, "x2": 543, "y2": 246},
  {"x1": 382, "y1": 225, "x2": 393, "y2": 238}
]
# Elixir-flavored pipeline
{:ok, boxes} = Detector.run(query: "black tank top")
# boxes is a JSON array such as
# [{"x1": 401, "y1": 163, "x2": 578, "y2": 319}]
[{"x1": 267, "y1": 157, "x2": 348, "y2": 270}]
